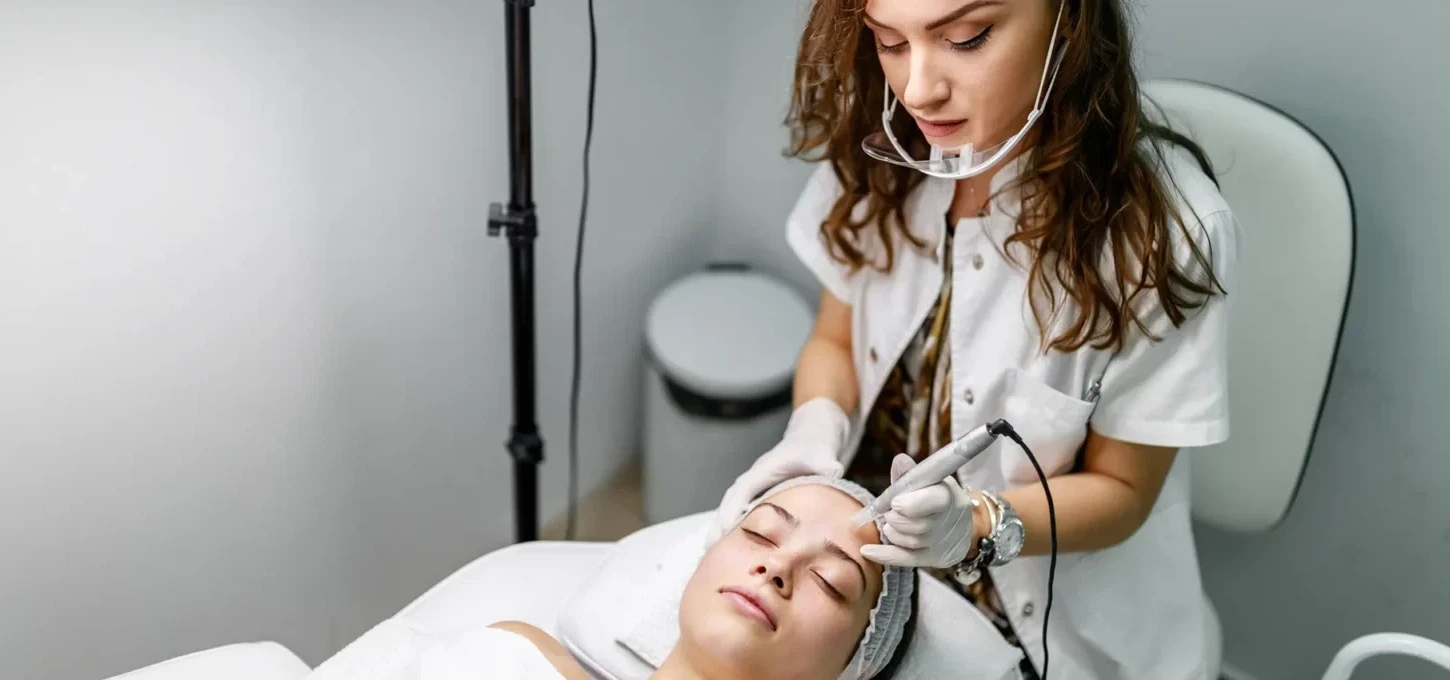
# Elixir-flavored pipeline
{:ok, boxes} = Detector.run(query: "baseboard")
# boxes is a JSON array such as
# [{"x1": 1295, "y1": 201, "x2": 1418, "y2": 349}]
[{"x1": 1220, "y1": 660, "x2": 1259, "y2": 680}]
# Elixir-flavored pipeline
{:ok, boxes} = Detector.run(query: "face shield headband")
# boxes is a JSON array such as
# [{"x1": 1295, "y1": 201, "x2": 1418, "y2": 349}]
[{"x1": 861, "y1": 1, "x2": 1069, "y2": 179}]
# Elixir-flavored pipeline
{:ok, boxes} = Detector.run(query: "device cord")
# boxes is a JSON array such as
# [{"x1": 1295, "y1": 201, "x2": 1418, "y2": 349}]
[
  {"x1": 990, "y1": 422, "x2": 1058, "y2": 678},
  {"x1": 566, "y1": 0, "x2": 598, "y2": 541}
]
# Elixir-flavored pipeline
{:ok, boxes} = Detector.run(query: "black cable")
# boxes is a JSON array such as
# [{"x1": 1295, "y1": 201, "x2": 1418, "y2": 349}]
[
  {"x1": 988, "y1": 420, "x2": 1057, "y2": 679},
  {"x1": 565, "y1": 0, "x2": 598, "y2": 541}
]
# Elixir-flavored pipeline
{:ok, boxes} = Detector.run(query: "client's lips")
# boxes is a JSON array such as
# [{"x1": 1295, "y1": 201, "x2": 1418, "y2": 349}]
[
  {"x1": 913, "y1": 115, "x2": 966, "y2": 138},
  {"x1": 720, "y1": 587, "x2": 777, "y2": 631}
]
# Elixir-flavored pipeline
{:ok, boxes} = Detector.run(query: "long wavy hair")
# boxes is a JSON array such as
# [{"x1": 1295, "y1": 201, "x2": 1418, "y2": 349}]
[{"x1": 786, "y1": 0, "x2": 1225, "y2": 352}]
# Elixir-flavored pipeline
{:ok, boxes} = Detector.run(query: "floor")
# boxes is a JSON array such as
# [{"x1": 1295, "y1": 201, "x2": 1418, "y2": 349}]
[{"x1": 540, "y1": 457, "x2": 646, "y2": 542}]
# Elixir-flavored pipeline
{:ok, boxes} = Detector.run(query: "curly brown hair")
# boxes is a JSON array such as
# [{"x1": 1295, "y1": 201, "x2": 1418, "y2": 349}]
[{"x1": 785, "y1": 0, "x2": 1226, "y2": 352}]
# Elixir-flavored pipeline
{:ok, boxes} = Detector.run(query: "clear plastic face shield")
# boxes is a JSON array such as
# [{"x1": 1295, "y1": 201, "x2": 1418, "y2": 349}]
[{"x1": 861, "y1": 1, "x2": 1069, "y2": 180}]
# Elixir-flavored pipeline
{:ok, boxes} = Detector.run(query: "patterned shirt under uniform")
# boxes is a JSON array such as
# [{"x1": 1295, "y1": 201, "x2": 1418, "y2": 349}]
[{"x1": 844, "y1": 215, "x2": 1042, "y2": 680}]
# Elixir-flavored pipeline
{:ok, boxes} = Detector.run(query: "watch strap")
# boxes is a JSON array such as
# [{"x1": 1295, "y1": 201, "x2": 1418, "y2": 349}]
[
  {"x1": 950, "y1": 490, "x2": 998, "y2": 586},
  {"x1": 979, "y1": 490, "x2": 1022, "y2": 566}
]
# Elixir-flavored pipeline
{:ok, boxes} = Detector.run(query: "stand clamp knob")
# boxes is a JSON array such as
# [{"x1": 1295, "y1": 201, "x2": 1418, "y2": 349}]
[
  {"x1": 507, "y1": 428, "x2": 544, "y2": 465},
  {"x1": 488, "y1": 202, "x2": 538, "y2": 241}
]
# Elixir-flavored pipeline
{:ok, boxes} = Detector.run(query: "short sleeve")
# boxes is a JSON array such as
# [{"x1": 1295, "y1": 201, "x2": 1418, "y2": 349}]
[
  {"x1": 1089, "y1": 208, "x2": 1243, "y2": 449},
  {"x1": 785, "y1": 162, "x2": 860, "y2": 303}
]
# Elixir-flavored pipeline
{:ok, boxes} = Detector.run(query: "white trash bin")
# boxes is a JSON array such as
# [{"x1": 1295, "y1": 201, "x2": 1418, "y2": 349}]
[{"x1": 642, "y1": 265, "x2": 814, "y2": 525}]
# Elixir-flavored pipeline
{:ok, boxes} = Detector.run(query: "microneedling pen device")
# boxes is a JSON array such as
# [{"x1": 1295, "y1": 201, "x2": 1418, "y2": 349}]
[
  {"x1": 850, "y1": 420, "x2": 1008, "y2": 529},
  {"x1": 847, "y1": 418, "x2": 1064, "y2": 679}
]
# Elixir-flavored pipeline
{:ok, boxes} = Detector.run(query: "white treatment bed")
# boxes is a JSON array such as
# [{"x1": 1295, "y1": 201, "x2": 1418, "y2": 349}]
[
  {"x1": 105, "y1": 533, "x2": 618, "y2": 680},
  {"x1": 107, "y1": 511, "x2": 1450, "y2": 680},
  {"x1": 103, "y1": 540, "x2": 612, "y2": 680},
  {"x1": 105, "y1": 525, "x2": 640, "y2": 680},
  {"x1": 108, "y1": 511, "x2": 1030, "y2": 680}
]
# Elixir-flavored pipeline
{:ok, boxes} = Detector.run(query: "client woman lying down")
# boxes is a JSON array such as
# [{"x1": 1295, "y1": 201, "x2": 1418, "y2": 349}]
[
  {"x1": 308, "y1": 477, "x2": 919, "y2": 680},
  {"x1": 496, "y1": 477, "x2": 919, "y2": 680}
]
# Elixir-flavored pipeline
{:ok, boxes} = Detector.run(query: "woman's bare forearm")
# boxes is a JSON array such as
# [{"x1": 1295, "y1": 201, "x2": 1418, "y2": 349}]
[
  {"x1": 996, "y1": 431, "x2": 1178, "y2": 555},
  {"x1": 793, "y1": 336, "x2": 858, "y2": 413},
  {"x1": 792, "y1": 290, "x2": 859, "y2": 413},
  {"x1": 998, "y1": 470, "x2": 1153, "y2": 555}
]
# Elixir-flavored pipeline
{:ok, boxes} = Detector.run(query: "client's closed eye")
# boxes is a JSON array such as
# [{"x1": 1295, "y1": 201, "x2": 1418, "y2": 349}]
[
  {"x1": 812, "y1": 571, "x2": 847, "y2": 601},
  {"x1": 743, "y1": 528, "x2": 777, "y2": 546}
]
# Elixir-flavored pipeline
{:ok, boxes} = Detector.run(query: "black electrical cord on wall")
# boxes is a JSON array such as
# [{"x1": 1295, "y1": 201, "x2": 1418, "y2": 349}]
[{"x1": 565, "y1": 0, "x2": 598, "y2": 541}]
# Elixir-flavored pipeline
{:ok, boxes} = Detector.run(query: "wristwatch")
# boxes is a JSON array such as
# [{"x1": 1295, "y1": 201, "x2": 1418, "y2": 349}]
[
  {"x1": 981, "y1": 490, "x2": 1025, "y2": 567},
  {"x1": 949, "y1": 490, "x2": 1025, "y2": 586}
]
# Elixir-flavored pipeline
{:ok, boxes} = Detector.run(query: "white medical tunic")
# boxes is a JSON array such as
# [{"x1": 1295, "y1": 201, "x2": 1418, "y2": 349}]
[{"x1": 786, "y1": 143, "x2": 1242, "y2": 679}]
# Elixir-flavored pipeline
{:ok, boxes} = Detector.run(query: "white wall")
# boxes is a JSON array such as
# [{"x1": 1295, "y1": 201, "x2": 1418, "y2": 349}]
[
  {"x1": 0, "y1": 2, "x2": 724, "y2": 677},
  {"x1": 714, "y1": 2, "x2": 1450, "y2": 679},
  {"x1": 709, "y1": 0, "x2": 819, "y2": 294}
]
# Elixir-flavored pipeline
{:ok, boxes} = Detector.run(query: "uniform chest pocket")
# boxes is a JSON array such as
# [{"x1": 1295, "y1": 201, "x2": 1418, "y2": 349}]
[{"x1": 999, "y1": 369, "x2": 1097, "y2": 487}]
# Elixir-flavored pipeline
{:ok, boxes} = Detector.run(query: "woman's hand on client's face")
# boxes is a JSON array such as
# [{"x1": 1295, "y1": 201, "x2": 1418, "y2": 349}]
[
  {"x1": 705, "y1": 399, "x2": 850, "y2": 547},
  {"x1": 860, "y1": 454, "x2": 982, "y2": 569}
]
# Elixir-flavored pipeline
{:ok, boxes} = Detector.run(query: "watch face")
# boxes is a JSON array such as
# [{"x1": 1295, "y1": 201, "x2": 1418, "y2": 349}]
[{"x1": 997, "y1": 522, "x2": 1025, "y2": 560}]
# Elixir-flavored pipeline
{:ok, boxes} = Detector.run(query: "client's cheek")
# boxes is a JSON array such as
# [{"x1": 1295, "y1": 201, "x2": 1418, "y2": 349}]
[{"x1": 800, "y1": 601, "x2": 854, "y2": 642}]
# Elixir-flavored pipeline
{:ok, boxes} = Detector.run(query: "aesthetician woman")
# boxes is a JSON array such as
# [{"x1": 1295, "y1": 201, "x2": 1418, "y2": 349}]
[{"x1": 705, "y1": 0, "x2": 1241, "y2": 678}]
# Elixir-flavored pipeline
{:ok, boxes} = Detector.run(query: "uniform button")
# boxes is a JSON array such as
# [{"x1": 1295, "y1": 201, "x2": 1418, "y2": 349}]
[
  {"x1": 963, "y1": 389, "x2": 975, "y2": 405},
  {"x1": 972, "y1": 254, "x2": 984, "y2": 270},
  {"x1": 1022, "y1": 602, "x2": 1035, "y2": 617},
  {"x1": 869, "y1": 347, "x2": 879, "y2": 363}
]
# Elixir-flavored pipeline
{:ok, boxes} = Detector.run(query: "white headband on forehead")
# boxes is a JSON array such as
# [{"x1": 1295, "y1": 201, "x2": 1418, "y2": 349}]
[{"x1": 735, "y1": 475, "x2": 916, "y2": 680}]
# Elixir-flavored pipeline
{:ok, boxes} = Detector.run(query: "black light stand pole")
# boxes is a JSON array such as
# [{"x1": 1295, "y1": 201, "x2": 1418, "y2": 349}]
[{"x1": 488, "y1": 0, "x2": 541, "y2": 544}]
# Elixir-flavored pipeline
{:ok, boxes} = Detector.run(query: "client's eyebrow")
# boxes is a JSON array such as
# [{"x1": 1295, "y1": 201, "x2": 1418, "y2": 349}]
[
  {"x1": 759, "y1": 503, "x2": 868, "y2": 588},
  {"x1": 863, "y1": 0, "x2": 1002, "y2": 32},
  {"x1": 760, "y1": 502, "x2": 797, "y2": 525},
  {"x1": 824, "y1": 541, "x2": 869, "y2": 589}
]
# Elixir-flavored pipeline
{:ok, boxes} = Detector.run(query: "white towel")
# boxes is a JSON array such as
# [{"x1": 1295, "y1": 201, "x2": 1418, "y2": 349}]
[
  {"x1": 307, "y1": 617, "x2": 566, "y2": 680},
  {"x1": 615, "y1": 524, "x2": 709, "y2": 668}
]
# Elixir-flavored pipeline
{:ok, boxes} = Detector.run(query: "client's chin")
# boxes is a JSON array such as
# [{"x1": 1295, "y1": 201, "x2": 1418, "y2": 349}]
[{"x1": 683, "y1": 600, "x2": 780, "y2": 669}]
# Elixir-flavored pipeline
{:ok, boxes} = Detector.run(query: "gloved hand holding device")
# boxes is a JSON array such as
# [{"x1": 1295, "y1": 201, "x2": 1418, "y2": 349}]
[
  {"x1": 859, "y1": 453, "x2": 983, "y2": 569},
  {"x1": 703, "y1": 397, "x2": 851, "y2": 547}
]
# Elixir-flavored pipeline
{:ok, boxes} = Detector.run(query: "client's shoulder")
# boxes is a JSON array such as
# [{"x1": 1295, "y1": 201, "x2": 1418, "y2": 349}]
[{"x1": 488, "y1": 621, "x2": 592, "y2": 680}]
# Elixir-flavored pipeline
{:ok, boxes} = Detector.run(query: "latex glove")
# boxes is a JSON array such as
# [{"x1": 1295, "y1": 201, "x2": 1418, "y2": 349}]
[
  {"x1": 859, "y1": 453, "x2": 980, "y2": 569},
  {"x1": 704, "y1": 398, "x2": 850, "y2": 547}
]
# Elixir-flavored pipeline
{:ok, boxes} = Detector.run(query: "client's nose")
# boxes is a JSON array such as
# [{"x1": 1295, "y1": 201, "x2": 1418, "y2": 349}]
[{"x1": 752, "y1": 563, "x2": 792, "y2": 597}]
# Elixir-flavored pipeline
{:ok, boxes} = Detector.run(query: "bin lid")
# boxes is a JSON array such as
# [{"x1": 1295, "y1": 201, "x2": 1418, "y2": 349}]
[{"x1": 646, "y1": 269, "x2": 813, "y2": 400}]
